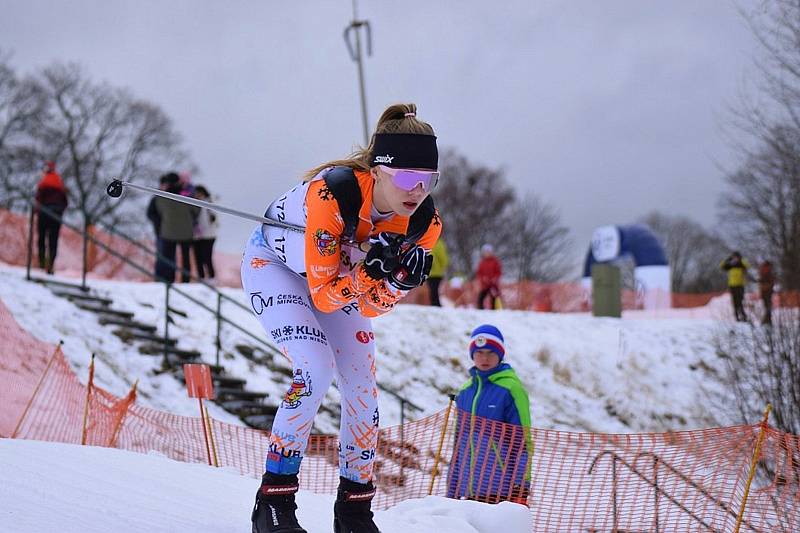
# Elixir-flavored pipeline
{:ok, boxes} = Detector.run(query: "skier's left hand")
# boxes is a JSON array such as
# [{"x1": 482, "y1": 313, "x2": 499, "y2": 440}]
[{"x1": 387, "y1": 245, "x2": 433, "y2": 291}]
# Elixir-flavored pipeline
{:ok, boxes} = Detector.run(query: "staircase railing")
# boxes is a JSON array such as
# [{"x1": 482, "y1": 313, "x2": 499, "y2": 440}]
[
  {"x1": 587, "y1": 449, "x2": 762, "y2": 533},
  {"x1": 24, "y1": 201, "x2": 421, "y2": 423}
]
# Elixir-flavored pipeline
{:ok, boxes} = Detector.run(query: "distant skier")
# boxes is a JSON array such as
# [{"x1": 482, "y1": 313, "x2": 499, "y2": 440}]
[
  {"x1": 446, "y1": 324, "x2": 532, "y2": 505},
  {"x1": 242, "y1": 103, "x2": 442, "y2": 533}
]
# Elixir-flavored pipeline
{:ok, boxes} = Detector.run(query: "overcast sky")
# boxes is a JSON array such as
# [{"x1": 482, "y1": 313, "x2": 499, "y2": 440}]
[{"x1": 2, "y1": 0, "x2": 759, "y2": 260}]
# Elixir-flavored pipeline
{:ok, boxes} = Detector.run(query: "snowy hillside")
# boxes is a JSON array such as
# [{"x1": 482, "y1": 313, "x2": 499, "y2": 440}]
[
  {"x1": 0, "y1": 263, "x2": 734, "y2": 434},
  {"x1": 0, "y1": 438, "x2": 531, "y2": 533}
]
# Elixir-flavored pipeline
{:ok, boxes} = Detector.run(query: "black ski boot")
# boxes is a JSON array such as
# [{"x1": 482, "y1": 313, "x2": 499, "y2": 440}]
[
  {"x1": 251, "y1": 473, "x2": 307, "y2": 533},
  {"x1": 333, "y1": 477, "x2": 380, "y2": 533}
]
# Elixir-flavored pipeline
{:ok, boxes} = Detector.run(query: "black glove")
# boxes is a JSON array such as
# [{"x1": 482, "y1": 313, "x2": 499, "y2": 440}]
[
  {"x1": 362, "y1": 232, "x2": 405, "y2": 280},
  {"x1": 388, "y1": 245, "x2": 433, "y2": 291}
]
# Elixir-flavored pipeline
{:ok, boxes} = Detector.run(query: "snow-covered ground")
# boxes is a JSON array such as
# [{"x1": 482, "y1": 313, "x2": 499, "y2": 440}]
[
  {"x1": 0, "y1": 438, "x2": 531, "y2": 533},
  {"x1": 0, "y1": 262, "x2": 736, "y2": 435}
]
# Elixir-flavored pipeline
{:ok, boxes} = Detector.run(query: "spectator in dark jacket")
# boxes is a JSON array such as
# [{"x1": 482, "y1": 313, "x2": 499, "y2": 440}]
[
  {"x1": 758, "y1": 260, "x2": 775, "y2": 325},
  {"x1": 35, "y1": 161, "x2": 68, "y2": 274},
  {"x1": 148, "y1": 173, "x2": 180, "y2": 281},
  {"x1": 154, "y1": 174, "x2": 199, "y2": 283},
  {"x1": 475, "y1": 244, "x2": 502, "y2": 309},
  {"x1": 447, "y1": 324, "x2": 532, "y2": 505}
]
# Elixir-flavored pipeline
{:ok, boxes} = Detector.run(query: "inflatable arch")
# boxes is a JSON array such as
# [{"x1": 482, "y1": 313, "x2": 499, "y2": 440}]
[{"x1": 582, "y1": 224, "x2": 671, "y2": 309}]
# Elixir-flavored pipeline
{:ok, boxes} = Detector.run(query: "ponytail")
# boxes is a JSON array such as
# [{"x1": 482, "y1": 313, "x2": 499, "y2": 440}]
[{"x1": 302, "y1": 103, "x2": 435, "y2": 182}]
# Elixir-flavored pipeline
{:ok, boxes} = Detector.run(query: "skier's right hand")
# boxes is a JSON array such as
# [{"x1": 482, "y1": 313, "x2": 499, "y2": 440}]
[{"x1": 362, "y1": 232, "x2": 404, "y2": 280}]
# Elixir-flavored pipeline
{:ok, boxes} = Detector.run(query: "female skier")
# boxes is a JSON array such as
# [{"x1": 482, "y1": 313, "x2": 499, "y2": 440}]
[{"x1": 242, "y1": 103, "x2": 442, "y2": 533}]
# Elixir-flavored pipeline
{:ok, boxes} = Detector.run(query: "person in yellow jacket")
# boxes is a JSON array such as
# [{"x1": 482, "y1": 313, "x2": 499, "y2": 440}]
[
  {"x1": 427, "y1": 239, "x2": 449, "y2": 306},
  {"x1": 720, "y1": 251, "x2": 750, "y2": 322}
]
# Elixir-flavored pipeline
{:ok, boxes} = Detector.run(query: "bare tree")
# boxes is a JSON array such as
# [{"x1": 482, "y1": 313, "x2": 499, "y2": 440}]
[
  {"x1": 0, "y1": 52, "x2": 47, "y2": 210},
  {"x1": 715, "y1": 8, "x2": 800, "y2": 503},
  {"x1": 503, "y1": 193, "x2": 572, "y2": 282},
  {"x1": 721, "y1": 3, "x2": 800, "y2": 291},
  {"x1": 27, "y1": 63, "x2": 190, "y2": 229},
  {"x1": 433, "y1": 149, "x2": 516, "y2": 277},
  {"x1": 715, "y1": 309, "x2": 800, "y2": 436},
  {"x1": 640, "y1": 211, "x2": 729, "y2": 293},
  {"x1": 720, "y1": 125, "x2": 800, "y2": 291},
  {"x1": 735, "y1": 1, "x2": 800, "y2": 135},
  {"x1": 713, "y1": 309, "x2": 800, "y2": 532}
]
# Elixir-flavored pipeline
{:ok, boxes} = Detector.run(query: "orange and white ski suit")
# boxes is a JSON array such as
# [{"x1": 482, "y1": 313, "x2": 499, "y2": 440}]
[{"x1": 241, "y1": 167, "x2": 441, "y2": 482}]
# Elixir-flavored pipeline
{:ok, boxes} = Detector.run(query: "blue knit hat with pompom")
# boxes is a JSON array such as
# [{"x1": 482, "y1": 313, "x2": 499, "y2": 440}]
[{"x1": 469, "y1": 324, "x2": 505, "y2": 360}]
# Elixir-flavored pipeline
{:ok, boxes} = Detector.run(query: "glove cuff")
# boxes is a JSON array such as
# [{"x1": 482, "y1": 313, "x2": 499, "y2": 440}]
[{"x1": 356, "y1": 263, "x2": 386, "y2": 290}]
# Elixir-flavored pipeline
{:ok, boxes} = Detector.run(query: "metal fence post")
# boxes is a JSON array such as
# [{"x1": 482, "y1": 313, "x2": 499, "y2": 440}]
[
  {"x1": 81, "y1": 216, "x2": 89, "y2": 290},
  {"x1": 163, "y1": 283, "x2": 171, "y2": 368},
  {"x1": 215, "y1": 292, "x2": 222, "y2": 368},
  {"x1": 26, "y1": 204, "x2": 35, "y2": 280}
]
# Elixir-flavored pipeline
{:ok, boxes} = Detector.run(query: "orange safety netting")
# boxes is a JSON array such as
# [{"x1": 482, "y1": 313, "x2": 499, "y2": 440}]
[
  {"x1": 6, "y1": 206, "x2": 799, "y2": 313},
  {"x1": 2, "y1": 298, "x2": 800, "y2": 531},
  {"x1": 0, "y1": 208, "x2": 243, "y2": 287},
  {"x1": 404, "y1": 280, "x2": 732, "y2": 312}
]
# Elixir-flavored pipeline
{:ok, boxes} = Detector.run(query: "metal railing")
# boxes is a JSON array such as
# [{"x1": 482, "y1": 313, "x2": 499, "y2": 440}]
[
  {"x1": 587, "y1": 449, "x2": 763, "y2": 533},
  {"x1": 24, "y1": 201, "x2": 421, "y2": 424}
]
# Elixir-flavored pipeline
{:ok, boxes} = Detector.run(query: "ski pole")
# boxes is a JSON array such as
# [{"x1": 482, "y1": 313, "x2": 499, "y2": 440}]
[{"x1": 106, "y1": 179, "x2": 307, "y2": 234}]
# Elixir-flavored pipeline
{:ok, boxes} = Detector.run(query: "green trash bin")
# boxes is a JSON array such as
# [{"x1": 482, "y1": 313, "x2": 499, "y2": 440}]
[{"x1": 592, "y1": 263, "x2": 621, "y2": 318}]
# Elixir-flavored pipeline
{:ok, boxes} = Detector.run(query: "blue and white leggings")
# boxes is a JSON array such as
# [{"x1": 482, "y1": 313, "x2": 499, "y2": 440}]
[{"x1": 241, "y1": 241, "x2": 379, "y2": 483}]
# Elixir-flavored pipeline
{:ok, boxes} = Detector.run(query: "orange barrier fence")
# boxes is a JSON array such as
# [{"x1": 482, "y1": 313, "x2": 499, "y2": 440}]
[
  {"x1": 3, "y1": 298, "x2": 800, "y2": 530},
  {"x1": 6, "y1": 206, "x2": 799, "y2": 313},
  {"x1": 0, "y1": 208, "x2": 153, "y2": 281},
  {"x1": 0, "y1": 208, "x2": 243, "y2": 287},
  {"x1": 404, "y1": 280, "x2": 734, "y2": 312}
]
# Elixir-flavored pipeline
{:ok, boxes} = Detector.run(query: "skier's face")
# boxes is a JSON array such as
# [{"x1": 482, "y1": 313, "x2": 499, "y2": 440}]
[
  {"x1": 472, "y1": 349, "x2": 501, "y2": 371},
  {"x1": 372, "y1": 166, "x2": 431, "y2": 216}
]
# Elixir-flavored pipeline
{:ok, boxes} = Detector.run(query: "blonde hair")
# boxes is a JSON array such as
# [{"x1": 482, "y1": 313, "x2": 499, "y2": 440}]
[{"x1": 302, "y1": 103, "x2": 435, "y2": 182}]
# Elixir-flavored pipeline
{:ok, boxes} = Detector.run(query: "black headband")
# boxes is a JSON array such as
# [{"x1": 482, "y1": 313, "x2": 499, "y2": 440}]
[{"x1": 369, "y1": 133, "x2": 438, "y2": 170}]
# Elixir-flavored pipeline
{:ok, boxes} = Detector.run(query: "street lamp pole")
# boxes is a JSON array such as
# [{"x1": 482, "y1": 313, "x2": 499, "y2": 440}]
[{"x1": 343, "y1": 0, "x2": 372, "y2": 146}]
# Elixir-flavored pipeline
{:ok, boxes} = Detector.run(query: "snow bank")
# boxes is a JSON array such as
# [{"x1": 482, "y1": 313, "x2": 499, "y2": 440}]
[{"x1": 0, "y1": 438, "x2": 531, "y2": 533}]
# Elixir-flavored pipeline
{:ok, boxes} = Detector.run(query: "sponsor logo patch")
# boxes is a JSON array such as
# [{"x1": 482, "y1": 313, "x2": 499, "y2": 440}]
[
  {"x1": 282, "y1": 369, "x2": 313, "y2": 409},
  {"x1": 311, "y1": 264, "x2": 338, "y2": 276},
  {"x1": 313, "y1": 229, "x2": 338, "y2": 256},
  {"x1": 270, "y1": 324, "x2": 328, "y2": 345},
  {"x1": 250, "y1": 292, "x2": 270, "y2": 315},
  {"x1": 374, "y1": 154, "x2": 394, "y2": 164},
  {"x1": 341, "y1": 302, "x2": 360, "y2": 315},
  {"x1": 355, "y1": 331, "x2": 371, "y2": 344}
]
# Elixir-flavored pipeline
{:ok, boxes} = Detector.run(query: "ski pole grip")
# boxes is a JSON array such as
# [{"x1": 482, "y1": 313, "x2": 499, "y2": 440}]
[{"x1": 106, "y1": 179, "x2": 124, "y2": 198}]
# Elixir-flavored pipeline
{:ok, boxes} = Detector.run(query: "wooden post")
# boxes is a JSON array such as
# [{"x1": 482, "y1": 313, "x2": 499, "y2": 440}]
[
  {"x1": 12, "y1": 342, "x2": 63, "y2": 438},
  {"x1": 203, "y1": 404, "x2": 219, "y2": 467},
  {"x1": 81, "y1": 354, "x2": 96, "y2": 445},
  {"x1": 183, "y1": 363, "x2": 216, "y2": 467},
  {"x1": 428, "y1": 395, "x2": 455, "y2": 495},
  {"x1": 198, "y1": 398, "x2": 213, "y2": 466},
  {"x1": 733, "y1": 403, "x2": 772, "y2": 533}
]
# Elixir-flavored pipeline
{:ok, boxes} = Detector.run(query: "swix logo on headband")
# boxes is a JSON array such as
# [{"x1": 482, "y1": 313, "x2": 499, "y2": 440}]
[{"x1": 374, "y1": 155, "x2": 394, "y2": 164}]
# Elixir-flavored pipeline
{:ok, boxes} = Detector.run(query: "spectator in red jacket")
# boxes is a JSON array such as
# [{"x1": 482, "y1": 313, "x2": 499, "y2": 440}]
[
  {"x1": 35, "y1": 161, "x2": 69, "y2": 274},
  {"x1": 758, "y1": 260, "x2": 775, "y2": 325},
  {"x1": 476, "y1": 243, "x2": 502, "y2": 309}
]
